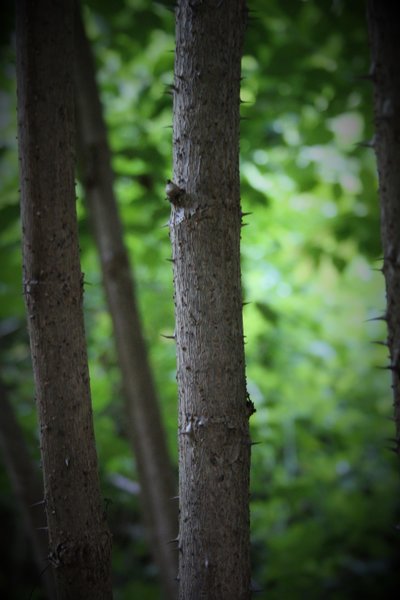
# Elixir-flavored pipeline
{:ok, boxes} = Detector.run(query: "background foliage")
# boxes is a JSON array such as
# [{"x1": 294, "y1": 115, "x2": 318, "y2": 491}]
[{"x1": 1, "y1": 0, "x2": 399, "y2": 598}]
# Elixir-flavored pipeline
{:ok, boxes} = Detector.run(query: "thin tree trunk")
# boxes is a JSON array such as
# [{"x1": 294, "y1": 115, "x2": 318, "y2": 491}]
[
  {"x1": 15, "y1": 2, "x2": 113, "y2": 598},
  {"x1": 170, "y1": 2, "x2": 251, "y2": 598},
  {"x1": 73, "y1": 5, "x2": 178, "y2": 598},
  {"x1": 367, "y1": 1, "x2": 400, "y2": 452},
  {"x1": 0, "y1": 381, "x2": 56, "y2": 599}
]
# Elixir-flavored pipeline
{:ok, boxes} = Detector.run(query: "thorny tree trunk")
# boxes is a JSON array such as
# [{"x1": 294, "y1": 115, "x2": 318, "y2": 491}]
[
  {"x1": 0, "y1": 382, "x2": 56, "y2": 599},
  {"x1": 170, "y1": 2, "x2": 252, "y2": 598},
  {"x1": 367, "y1": 1, "x2": 400, "y2": 452},
  {"x1": 73, "y1": 5, "x2": 178, "y2": 597},
  {"x1": 15, "y1": 2, "x2": 113, "y2": 598}
]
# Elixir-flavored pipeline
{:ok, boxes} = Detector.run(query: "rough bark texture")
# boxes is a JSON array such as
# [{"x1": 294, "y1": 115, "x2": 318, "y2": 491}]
[
  {"x1": 73, "y1": 5, "x2": 178, "y2": 598},
  {"x1": 367, "y1": 1, "x2": 400, "y2": 451},
  {"x1": 15, "y1": 2, "x2": 113, "y2": 598},
  {"x1": 171, "y1": 2, "x2": 251, "y2": 598},
  {"x1": 0, "y1": 382, "x2": 56, "y2": 599}
]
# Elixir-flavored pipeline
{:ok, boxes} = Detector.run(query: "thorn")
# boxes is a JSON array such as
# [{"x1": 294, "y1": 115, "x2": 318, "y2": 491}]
[
  {"x1": 249, "y1": 441, "x2": 262, "y2": 446},
  {"x1": 167, "y1": 537, "x2": 180, "y2": 545},
  {"x1": 161, "y1": 334, "x2": 176, "y2": 340},
  {"x1": 354, "y1": 73, "x2": 375, "y2": 83},
  {"x1": 30, "y1": 499, "x2": 46, "y2": 507},
  {"x1": 161, "y1": 222, "x2": 170, "y2": 228},
  {"x1": 241, "y1": 211, "x2": 253, "y2": 217},
  {"x1": 169, "y1": 495, "x2": 179, "y2": 501},
  {"x1": 355, "y1": 137, "x2": 375, "y2": 149},
  {"x1": 166, "y1": 258, "x2": 175, "y2": 263},
  {"x1": 371, "y1": 340, "x2": 388, "y2": 346},
  {"x1": 375, "y1": 364, "x2": 396, "y2": 371},
  {"x1": 385, "y1": 437, "x2": 400, "y2": 445},
  {"x1": 241, "y1": 222, "x2": 249, "y2": 227},
  {"x1": 242, "y1": 301, "x2": 251, "y2": 306},
  {"x1": 354, "y1": 63, "x2": 376, "y2": 82},
  {"x1": 365, "y1": 315, "x2": 387, "y2": 322},
  {"x1": 371, "y1": 267, "x2": 384, "y2": 272}
]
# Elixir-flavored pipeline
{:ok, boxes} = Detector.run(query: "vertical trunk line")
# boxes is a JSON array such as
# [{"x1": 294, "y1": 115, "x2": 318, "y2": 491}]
[
  {"x1": 15, "y1": 2, "x2": 113, "y2": 597},
  {"x1": 73, "y1": 5, "x2": 178, "y2": 598},
  {"x1": 171, "y1": 2, "x2": 251, "y2": 598},
  {"x1": 367, "y1": 1, "x2": 400, "y2": 451}
]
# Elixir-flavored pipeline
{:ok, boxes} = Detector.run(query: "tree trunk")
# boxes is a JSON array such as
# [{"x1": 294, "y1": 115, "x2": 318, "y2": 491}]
[
  {"x1": 170, "y1": 2, "x2": 251, "y2": 598},
  {"x1": 367, "y1": 1, "x2": 400, "y2": 452},
  {"x1": 73, "y1": 5, "x2": 178, "y2": 598},
  {"x1": 0, "y1": 381, "x2": 56, "y2": 599},
  {"x1": 15, "y1": 2, "x2": 113, "y2": 598}
]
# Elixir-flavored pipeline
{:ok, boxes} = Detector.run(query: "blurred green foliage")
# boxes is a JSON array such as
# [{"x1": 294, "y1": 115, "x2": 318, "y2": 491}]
[{"x1": 1, "y1": 0, "x2": 399, "y2": 598}]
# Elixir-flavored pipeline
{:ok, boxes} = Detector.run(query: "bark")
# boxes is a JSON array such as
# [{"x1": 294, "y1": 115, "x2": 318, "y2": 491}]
[
  {"x1": 15, "y1": 2, "x2": 113, "y2": 598},
  {"x1": 73, "y1": 5, "x2": 178, "y2": 598},
  {"x1": 171, "y1": 2, "x2": 251, "y2": 598},
  {"x1": 0, "y1": 382, "x2": 56, "y2": 599},
  {"x1": 367, "y1": 1, "x2": 400, "y2": 451}
]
